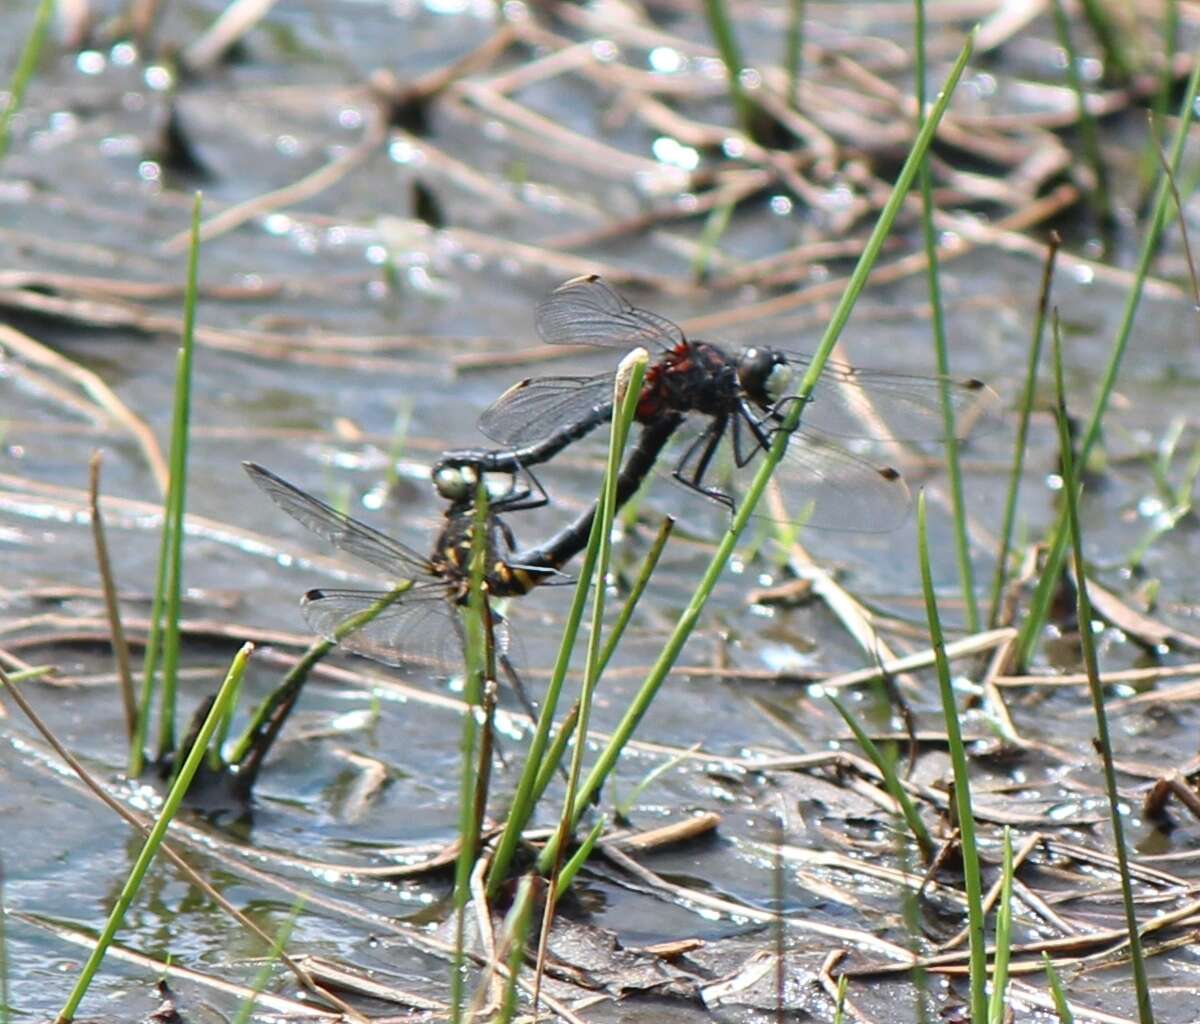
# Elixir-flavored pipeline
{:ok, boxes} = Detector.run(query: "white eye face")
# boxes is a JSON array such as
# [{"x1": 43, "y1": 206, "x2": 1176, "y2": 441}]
[{"x1": 765, "y1": 360, "x2": 794, "y2": 402}]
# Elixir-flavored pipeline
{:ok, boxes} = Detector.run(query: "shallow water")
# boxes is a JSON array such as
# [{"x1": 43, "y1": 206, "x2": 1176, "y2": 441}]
[{"x1": 3, "y1": 1, "x2": 1200, "y2": 1020}]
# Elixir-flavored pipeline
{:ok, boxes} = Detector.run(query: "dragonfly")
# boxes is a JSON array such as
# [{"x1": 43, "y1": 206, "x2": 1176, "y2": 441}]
[
  {"x1": 246, "y1": 422, "x2": 677, "y2": 670},
  {"x1": 462, "y1": 275, "x2": 999, "y2": 532},
  {"x1": 244, "y1": 462, "x2": 548, "y2": 672}
]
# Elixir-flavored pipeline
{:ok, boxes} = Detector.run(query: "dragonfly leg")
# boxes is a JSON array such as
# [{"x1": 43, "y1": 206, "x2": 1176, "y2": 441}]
[
  {"x1": 733, "y1": 401, "x2": 774, "y2": 468},
  {"x1": 493, "y1": 462, "x2": 551, "y2": 513},
  {"x1": 674, "y1": 419, "x2": 735, "y2": 510}
]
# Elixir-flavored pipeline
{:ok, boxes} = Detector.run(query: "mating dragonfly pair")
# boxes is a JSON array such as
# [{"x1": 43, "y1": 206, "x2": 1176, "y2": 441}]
[{"x1": 249, "y1": 275, "x2": 998, "y2": 670}]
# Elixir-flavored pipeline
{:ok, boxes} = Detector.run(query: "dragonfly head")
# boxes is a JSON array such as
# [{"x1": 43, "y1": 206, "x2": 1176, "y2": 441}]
[
  {"x1": 432, "y1": 461, "x2": 478, "y2": 502},
  {"x1": 737, "y1": 347, "x2": 793, "y2": 407}
]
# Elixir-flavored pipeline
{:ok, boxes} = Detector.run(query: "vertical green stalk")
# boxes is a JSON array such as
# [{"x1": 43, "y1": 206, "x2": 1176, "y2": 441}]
[
  {"x1": 0, "y1": 0, "x2": 53, "y2": 165},
  {"x1": 1155, "y1": 0, "x2": 1179, "y2": 123},
  {"x1": 449, "y1": 485, "x2": 492, "y2": 1023},
  {"x1": 595, "y1": 516, "x2": 674, "y2": 679},
  {"x1": 988, "y1": 237, "x2": 1058, "y2": 627},
  {"x1": 1077, "y1": 0, "x2": 1134, "y2": 84},
  {"x1": 495, "y1": 876, "x2": 535, "y2": 1024},
  {"x1": 536, "y1": 38, "x2": 976, "y2": 865},
  {"x1": 785, "y1": 0, "x2": 806, "y2": 110},
  {"x1": 1042, "y1": 953, "x2": 1074, "y2": 1023},
  {"x1": 987, "y1": 828, "x2": 1014, "y2": 1024},
  {"x1": 915, "y1": 0, "x2": 978, "y2": 632},
  {"x1": 54, "y1": 644, "x2": 253, "y2": 1023},
  {"x1": 156, "y1": 193, "x2": 203, "y2": 766},
  {"x1": 565, "y1": 357, "x2": 647, "y2": 793},
  {"x1": 130, "y1": 194, "x2": 203, "y2": 776},
  {"x1": 691, "y1": 198, "x2": 737, "y2": 283},
  {"x1": 230, "y1": 897, "x2": 304, "y2": 1024},
  {"x1": 1051, "y1": 0, "x2": 1112, "y2": 224},
  {"x1": 539, "y1": 354, "x2": 647, "y2": 877},
  {"x1": 1015, "y1": 58, "x2": 1200, "y2": 668},
  {"x1": 917, "y1": 492, "x2": 987, "y2": 1023},
  {"x1": 488, "y1": 354, "x2": 646, "y2": 899},
  {"x1": 1051, "y1": 320, "x2": 1154, "y2": 1024},
  {"x1": 828, "y1": 694, "x2": 934, "y2": 861},
  {"x1": 701, "y1": 0, "x2": 757, "y2": 139}
]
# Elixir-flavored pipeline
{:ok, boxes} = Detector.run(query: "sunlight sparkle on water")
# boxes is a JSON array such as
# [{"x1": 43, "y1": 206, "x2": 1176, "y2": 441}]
[
  {"x1": 592, "y1": 40, "x2": 619, "y2": 62},
  {"x1": 649, "y1": 46, "x2": 683, "y2": 73},
  {"x1": 77, "y1": 51, "x2": 106, "y2": 74},
  {"x1": 388, "y1": 138, "x2": 423, "y2": 165},
  {"x1": 144, "y1": 65, "x2": 173, "y2": 91},
  {"x1": 652, "y1": 136, "x2": 700, "y2": 171}
]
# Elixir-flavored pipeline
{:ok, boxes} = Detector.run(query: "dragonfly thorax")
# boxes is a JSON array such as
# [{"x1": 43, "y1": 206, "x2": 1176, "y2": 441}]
[
  {"x1": 641, "y1": 342, "x2": 741, "y2": 419},
  {"x1": 737, "y1": 347, "x2": 794, "y2": 408}
]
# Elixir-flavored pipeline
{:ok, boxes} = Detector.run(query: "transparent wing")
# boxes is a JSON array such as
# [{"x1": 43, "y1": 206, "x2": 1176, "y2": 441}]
[
  {"x1": 245, "y1": 462, "x2": 434, "y2": 581},
  {"x1": 773, "y1": 354, "x2": 1001, "y2": 441},
  {"x1": 301, "y1": 586, "x2": 465, "y2": 670},
  {"x1": 659, "y1": 424, "x2": 911, "y2": 533},
  {"x1": 478, "y1": 374, "x2": 615, "y2": 447},
  {"x1": 537, "y1": 275, "x2": 683, "y2": 353},
  {"x1": 770, "y1": 431, "x2": 912, "y2": 532}
]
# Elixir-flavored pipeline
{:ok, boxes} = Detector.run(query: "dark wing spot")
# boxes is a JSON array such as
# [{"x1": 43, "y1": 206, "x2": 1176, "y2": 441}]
[{"x1": 878, "y1": 466, "x2": 902, "y2": 481}]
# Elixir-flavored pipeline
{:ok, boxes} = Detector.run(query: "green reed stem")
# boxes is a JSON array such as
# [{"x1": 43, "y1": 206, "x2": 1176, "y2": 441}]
[
  {"x1": 988, "y1": 828, "x2": 1014, "y2": 1024},
  {"x1": 1155, "y1": 0, "x2": 1179, "y2": 124},
  {"x1": 530, "y1": 701, "x2": 580, "y2": 805},
  {"x1": 537, "y1": 354, "x2": 647, "y2": 887},
  {"x1": 1015, "y1": 57, "x2": 1200, "y2": 668},
  {"x1": 1052, "y1": 318, "x2": 1154, "y2": 1024},
  {"x1": 55, "y1": 644, "x2": 252, "y2": 1023},
  {"x1": 556, "y1": 818, "x2": 604, "y2": 892},
  {"x1": 785, "y1": 0, "x2": 806, "y2": 110},
  {"x1": 0, "y1": 0, "x2": 53, "y2": 165},
  {"x1": 701, "y1": 0, "x2": 757, "y2": 139},
  {"x1": 596, "y1": 516, "x2": 674, "y2": 679},
  {"x1": 486, "y1": 354, "x2": 647, "y2": 896},
  {"x1": 827, "y1": 694, "x2": 934, "y2": 861},
  {"x1": 159, "y1": 195, "x2": 203, "y2": 765},
  {"x1": 988, "y1": 236, "x2": 1058, "y2": 627},
  {"x1": 692, "y1": 198, "x2": 737, "y2": 282},
  {"x1": 915, "y1": 0, "x2": 978, "y2": 633},
  {"x1": 1077, "y1": 0, "x2": 1134, "y2": 84},
  {"x1": 1051, "y1": 0, "x2": 1112, "y2": 225},
  {"x1": 537, "y1": 36, "x2": 976, "y2": 865},
  {"x1": 230, "y1": 897, "x2": 304, "y2": 1024},
  {"x1": 450, "y1": 485, "x2": 494, "y2": 1024},
  {"x1": 917, "y1": 492, "x2": 987, "y2": 1023},
  {"x1": 1042, "y1": 952, "x2": 1074, "y2": 1024},
  {"x1": 495, "y1": 875, "x2": 535, "y2": 1024},
  {"x1": 833, "y1": 973, "x2": 848, "y2": 1023},
  {"x1": 130, "y1": 194, "x2": 202, "y2": 777}
]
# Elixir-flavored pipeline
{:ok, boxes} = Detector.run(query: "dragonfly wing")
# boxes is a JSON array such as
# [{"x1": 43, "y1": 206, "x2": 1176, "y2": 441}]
[
  {"x1": 537, "y1": 275, "x2": 683, "y2": 353},
  {"x1": 769, "y1": 431, "x2": 912, "y2": 532},
  {"x1": 654, "y1": 423, "x2": 911, "y2": 533},
  {"x1": 479, "y1": 373, "x2": 615, "y2": 447},
  {"x1": 245, "y1": 463, "x2": 434, "y2": 580},
  {"x1": 301, "y1": 587, "x2": 465, "y2": 671},
  {"x1": 775, "y1": 354, "x2": 1000, "y2": 441}
]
